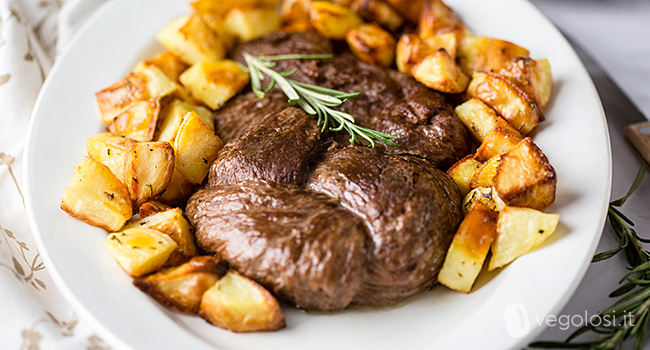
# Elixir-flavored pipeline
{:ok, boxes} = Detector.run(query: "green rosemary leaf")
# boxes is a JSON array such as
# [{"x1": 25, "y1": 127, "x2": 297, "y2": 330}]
[
  {"x1": 610, "y1": 206, "x2": 636, "y2": 227},
  {"x1": 593, "y1": 247, "x2": 624, "y2": 262},
  {"x1": 611, "y1": 165, "x2": 646, "y2": 207},
  {"x1": 241, "y1": 53, "x2": 398, "y2": 147}
]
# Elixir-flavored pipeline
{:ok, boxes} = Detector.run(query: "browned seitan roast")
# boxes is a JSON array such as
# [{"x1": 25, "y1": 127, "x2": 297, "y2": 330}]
[{"x1": 186, "y1": 31, "x2": 467, "y2": 311}]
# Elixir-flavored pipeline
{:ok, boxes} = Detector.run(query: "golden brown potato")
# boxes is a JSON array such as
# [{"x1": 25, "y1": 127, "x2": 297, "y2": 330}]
[
  {"x1": 411, "y1": 50, "x2": 469, "y2": 93},
  {"x1": 134, "y1": 256, "x2": 228, "y2": 313},
  {"x1": 199, "y1": 270, "x2": 285, "y2": 332},
  {"x1": 96, "y1": 64, "x2": 182, "y2": 125},
  {"x1": 179, "y1": 60, "x2": 249, "y2": 110},
  {"x1": 499, "y1": 57, "x2": 553, "y2": 109},
  {"x1": 384, "y1": 0, "x2": 424, "y2": 23},
  {"x1": 138, "y1": 200, "x2": 173, "y2": 218},
  {"x1": 95, "y1": 73, "x2": 149, "y2": 124},
  {"x1": 467, "y1": 72, "x2": 544, "y2": 135},
  {"x1": 438, "y1": 201, "x2": 498, "y2": 293},
  {"x1": 447, "y1": 154, "x2": 481, "y2": 197},
  {"x1": 350, "y1": 0, "x2": 403, "y2": 32},
  {"x1": 395, "y1": 34, "x2": 436, "y2": 74},
  {"x1": 454, "y1": 98, "x2": 499, "y2": 141},
  {"x1": 61, "y1": 157, "x2": 133, "y2": 231},
  {"x1": 86, "y1": 133, "x2": 129, "y2": 182},
  {"x1": 462, "y1": 187, "x2": 506, "y2": 214},
  {"x1": 174, "y1": 111, "x2": 224, "y2": 184},
  {"x1": 474, "y1": 118, "x2": 523, "y2": 162},
  {"x1": 281, "y1": 19, "x2": 314, "y2": 33},
  {"x1": 280, "y1": 0, "x2": 312, "y2": 23},
  {"x1": 458, "y1": 36, "x2": 530, "y2": 74},
  {"x1": 158, "y1": 169, "x2": 196, "y2": 207},
  {"x1": 422, "y1": 32, "x2": 457, "y2": 59},
  {"x1": 122, "y1": 207, "x2": 199, "y2": 261},
  {"x1": 346, "y1": 24, "x2": 395, "y2": 67},
  {"x1": 224, "y1": 7, "x2": 281, "y2": 42},
  {"x1": 310, "y1": 1, "x2": 363, "y2": 39},
  {"x1": 494, "y1": 138, "x2": 557, "y2": 210},
  {"x1": 156, "y1": 14, "x2": 226, "y2": 65},
  {"x1": 191, "y1": 0, "x2": 280, "y2": 17},
  {"x1": 418, "y1": 0, "x2": 465, "y2": 40},
  {"x1": 105, "y1": 228, "x2": 177, "y2": 277},
  {"x1": 489, "y1": 206, "x2": 560, "y2": 270},
  {"x1": 469, "y1": 154, "x2": 501, "y2": 189},
  {"x1": 135, "y1": 51, "x2": 189, "y2": 83},
  {"x1": 156, "y1": 99, "x2": 213, "y2": 143},
  {"x1": 123, "y1": 140, "x2": 175, "y2": 207},
  {"x1": 108, "y1": 98, "x2": 161, "y2": 142}
]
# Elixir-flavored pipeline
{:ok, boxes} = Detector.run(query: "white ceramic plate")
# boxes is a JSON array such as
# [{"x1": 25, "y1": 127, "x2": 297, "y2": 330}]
[{"x1": 24, "y1": 0, "x2": 612, "y2": 349}]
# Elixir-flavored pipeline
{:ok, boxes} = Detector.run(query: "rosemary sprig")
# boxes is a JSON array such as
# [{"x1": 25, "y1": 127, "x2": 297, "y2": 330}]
[
  {"x1": 239, "y1": 53, "x2": 398, "y2": 148},
  {"x1": 530, "y1": 165, "x2": 647, "y2": 350}
]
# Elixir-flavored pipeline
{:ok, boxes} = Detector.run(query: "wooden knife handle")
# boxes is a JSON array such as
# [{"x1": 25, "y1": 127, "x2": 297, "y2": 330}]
[{"x1": 625, "y1": 121, "x2": 650, "y2": 166}]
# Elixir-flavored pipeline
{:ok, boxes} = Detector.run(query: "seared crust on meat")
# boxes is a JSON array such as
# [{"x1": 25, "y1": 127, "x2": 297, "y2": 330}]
[
  {"x1": 216, "y1": 31, "x2": 468, "y2": 166},
  {"x1": 307, "y1": 146, "x2": 463, "y2": 306},
  {"x1": 186, "y1": 181, "x2": 368, "y2": 311}
]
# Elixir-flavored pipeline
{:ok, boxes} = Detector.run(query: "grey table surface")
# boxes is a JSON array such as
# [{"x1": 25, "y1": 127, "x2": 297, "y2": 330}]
[{"x1": 529, "y1": 0, "x2": 650, "y2": 347}]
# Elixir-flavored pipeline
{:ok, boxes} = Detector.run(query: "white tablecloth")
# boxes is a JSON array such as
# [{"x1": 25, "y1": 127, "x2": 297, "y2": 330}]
[{"x1": 0, "y1": 0, "x2": 648, "y2": 349}]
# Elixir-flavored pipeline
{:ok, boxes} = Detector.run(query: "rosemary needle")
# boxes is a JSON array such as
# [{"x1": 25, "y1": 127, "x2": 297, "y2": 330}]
[{"x1": 240, "y1": 53, "x2": 398, "y2": 148}]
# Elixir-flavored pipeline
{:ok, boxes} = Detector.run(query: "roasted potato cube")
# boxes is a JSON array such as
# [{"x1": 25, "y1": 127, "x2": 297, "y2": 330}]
[
  {"x1": 158, "y1": 169, "x2": 196, "y2": 207},
  {"x1": 447, "y1": 154, "x2": 481, "y2": 197},
  {"x1": 224, "y1": 7, "x2": 281, "y2": 42},
  {"x1": 469, "y1": 155, "x2": 500, "y2": 189},
  {"x1": 132, "y1": 62, "x2": 183, "y2": 99},
  {"x1": 174, "y1": 111, "x2": 224, "y2": 184},
  {"x1": 156, "y1": 14, "x2": 226, "y2": 65},
  {"x1": 281, "y1": 20, "x2": 314, "y2": 33},
  {"x1": 499, "y1": 57, "x2": 553, "y2": 109},
  {"x1": 135, "y1": 51, "x2": 189, "y2": 83},
  {"x1": 105, "y1": 228, "x2": 177, "y2": 277},
  {"x1": 458, "y1": 36, "x2": 529, "y2": 74},
  {"x1": 191, "y1": 0, "x2": 280, "y2": 17},
  {"x1": 195, "y1": 13, "x2": 237, "y2": 50},
  {"x1": 467, "y1": 72, "x2": 543, "y2": 135},
  {"x1": 454, "y1": 98, "x2": 499, "y2": 141},
  {"x1": 134, "y1": 256, "x2": 228, "y2": 313},
  {"x1": 488, "y1": 207, "x2": 560, "y2": 270},
  {"x1": 395, "y1": 34, "x2": 436, "y2": 74},
  {"x1": 438, "y1": 201, "x2": 498, "y2": 293},
  {"x1": 199, "y1": 270, "x2": 285, "y2": 332},
  {"x1": 350, "y1": 0, "x2": 404, "y2": 32},
  {"x1": 95, "y1": 73, "x2": 148, "y2": 124},
  {"x1": 86, "y1": 133, "x2": 129, "y2": 181},
  {"x1": 494, "y1": 138, "x2": 556, "y2": 210},
  {"x1": 61, "y1": 157, "x2": 132, "y2": 231},
  {"x1": 462, "y1": 187, "x2": 505, "y2": 214},
  {"x1": 422, "y1": 32, "x2": 457, "y2": 59},
  {"x1": 474, "y1": 118, "x2": 523, "y2": 162},
  {"x1": 156, "y1": 99, "x2": 213, "y2": 143},
  {"x1": 310, "y1": 1, "x2": 363, "y2": 39},
  {"x1": 179, "y1": 60, "x2": 249, "y2": 110},
  {"x1": 123, "y1": 140, "x2": 175, "y2": 207},
  {"x1": 384, "y1": 0, "x2": 424, "y2": 22},
  {"x1": 412, "y1": 50, "x2": 469, "y2": 93},
  {"x1": 346, "y1": 24, "x2": 395, "y2": 67},
  {"x1": 96, "y1": 57, "x2": 182, "y2": 124},
  {"x1": 418, "y1": 0, "x2": 465, "y2": 40},
  {"x1": 281, "y1": 0, "x2": 313, "y2": 22},
  {"x1": 122, "y1": 208, "x2": 199, "y2": 262},
  {"x1": 108, "y1": 98, "x2": 161, "y2": 142},
  {"x1": 138, "y1": 200, "x2": 173, "y2": 218}
]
